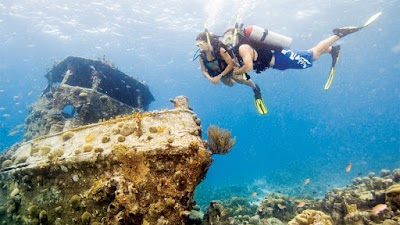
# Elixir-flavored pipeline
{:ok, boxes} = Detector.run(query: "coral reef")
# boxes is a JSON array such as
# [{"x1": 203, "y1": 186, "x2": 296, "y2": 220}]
[
  {"x1": 187, "y1": 203, "x2": 204, "y2": 225},
  {"x1": 225, "y1": 196, "x2": 258, "y2": 217},
  {"x1": 256, "y1": 192, "x2": 317, "y2": 223},
  {"x1": 0, "y1": 108, "x2": 212, "y2": 224},
  {"x1": 202, "y1": 200, "x2": 230, "y2": 225},
  {"x1": 200, "y1": 168, "x2": 400, "y2": 225},
  {"x1": 386, "y1": 184, "x2": 400, "y2": 210},
  {"x1": 206, "y1": 125, "x2": 236, "y2": 155},
  {"x1": 321, "y1": 169, "x2": 400, "y2": 224}
]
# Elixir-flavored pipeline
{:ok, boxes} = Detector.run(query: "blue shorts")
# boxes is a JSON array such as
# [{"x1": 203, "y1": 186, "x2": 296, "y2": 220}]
[{"x1": 272, "y1": 49, "x2": 314, "y2": 70}]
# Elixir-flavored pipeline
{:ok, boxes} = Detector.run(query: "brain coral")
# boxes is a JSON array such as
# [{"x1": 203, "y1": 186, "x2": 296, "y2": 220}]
[{"x1": 288, "y1": 209, "x2": 333, "y2": 225}]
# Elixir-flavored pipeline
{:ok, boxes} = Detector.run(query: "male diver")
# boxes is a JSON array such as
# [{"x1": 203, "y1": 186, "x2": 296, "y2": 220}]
[{"x1": 221, "y1": 12, "x2": 382, "y2": 111}]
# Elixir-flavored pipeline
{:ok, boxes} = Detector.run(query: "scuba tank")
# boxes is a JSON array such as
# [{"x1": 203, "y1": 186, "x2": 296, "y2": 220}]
[{"x1": 244, "y1": 25, "x2": 292, "y2": 49}]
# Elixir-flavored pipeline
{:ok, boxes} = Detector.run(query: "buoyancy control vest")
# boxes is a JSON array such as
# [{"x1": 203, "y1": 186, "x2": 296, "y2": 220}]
[{"x1": 200, "y1": 41, "x2": 231, "y2": 77}]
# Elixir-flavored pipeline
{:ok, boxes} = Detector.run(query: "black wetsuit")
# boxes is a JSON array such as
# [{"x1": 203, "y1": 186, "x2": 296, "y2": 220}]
[{"x1": 233, "y1": 36, "x2": 275, "y2": 74}]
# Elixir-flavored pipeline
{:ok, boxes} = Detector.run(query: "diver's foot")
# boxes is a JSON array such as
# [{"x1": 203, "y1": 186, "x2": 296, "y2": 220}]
[
  {"x1": 332, "y1": 27, "x2": 362, "y2": 38},
  {"x1": 253, "y1": 84, "x2": 262, "y2": 99},
  {"x1": 330, "y1": 45, "x2": 341, "y2": 62},
  {"x1": 242, "y1": 73, "x2": 251, "y2": 81}
]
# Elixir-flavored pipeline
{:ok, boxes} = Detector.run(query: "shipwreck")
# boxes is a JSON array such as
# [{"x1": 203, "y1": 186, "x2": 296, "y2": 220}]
[{"x1": 0, "y1": 57, "x2": 213, "y2": 225}]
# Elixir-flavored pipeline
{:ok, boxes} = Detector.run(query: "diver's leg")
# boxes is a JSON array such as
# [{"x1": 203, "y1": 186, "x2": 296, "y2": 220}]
[
  {"x1": 220, "y1": 77, "x2": 235, "y2": 87},
  {"x1": 232, "y1": 74, "x2": 257, "y2": 89},
  {"x1": 309, "y1": 35, "x2": 340, "y2": 60},
  {"x1": 232, "y1": 75, "x2": 263, "y2": 99}
]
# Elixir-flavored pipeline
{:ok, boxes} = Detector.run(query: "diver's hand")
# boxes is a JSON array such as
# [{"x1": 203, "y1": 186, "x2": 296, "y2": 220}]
[
  {"x1": 210, "y1": 75, "x2": 222, "y2": 85},
  {"x1": 233, "y1": 67, "x2": 240, "y2": 75}
]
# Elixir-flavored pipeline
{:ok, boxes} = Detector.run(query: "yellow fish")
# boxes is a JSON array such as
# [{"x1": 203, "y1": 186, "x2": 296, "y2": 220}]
[
  {"x1": 296, "y1": 201, "x2": 305, "y2": 208},
  {"x1": 370, "y1": 204, "x2": 387, "y2": 215}
]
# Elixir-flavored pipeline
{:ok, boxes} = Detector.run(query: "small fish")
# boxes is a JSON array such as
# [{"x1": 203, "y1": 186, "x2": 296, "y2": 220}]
[
  {"x1": 7, "y1": 130, "x2": 19, "y2": 136},
  {"x1": 370, "y1": 204, "x2": 387, "y2": 215},
  {"x1": 346, "y1": 163, "x2": 352, "y2": 172},
  {"x1": 277, "y1": 203, "x2": 286, "y2": 210},
  {"x1": 251, "y1": 192, "x2": 257, "y2": 197},
  {"x1": 297, "y1": 201, "x2": 306, "y2": 208},
  {"x1": 304, "y1": 178, "x2": 310, "y2": 185}
]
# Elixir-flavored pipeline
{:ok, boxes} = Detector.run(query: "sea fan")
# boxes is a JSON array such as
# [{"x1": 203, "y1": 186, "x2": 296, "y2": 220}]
[{"x1": 206, "y1": 125, "x2": 236, "y2": 154}]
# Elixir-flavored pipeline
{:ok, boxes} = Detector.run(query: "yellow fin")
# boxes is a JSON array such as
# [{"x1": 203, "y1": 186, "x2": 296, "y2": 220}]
[
  {"x1": 363, "y1": 12, "x2": 382, "y2": 27},
  {"x1": 325, "y1": 47, "x2": 341, "y2": 90},
  {"x1": 255, "y1": 98, "x2": 268, "y2": 114},
  {"x1": 324, "y1": 67, "x2": 336, "y2": 91}
]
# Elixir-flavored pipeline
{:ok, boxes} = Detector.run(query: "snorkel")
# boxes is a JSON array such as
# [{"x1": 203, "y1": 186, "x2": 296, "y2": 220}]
[
  {"x1": 204, "y1": 24, "x2": 212, "y2": 47},
  {"x1": 232, "y1": 15, "x2": 240, "y2": 48},
  {"x1": 223, "y1": 15, "x2": 241, "y2": 49}
]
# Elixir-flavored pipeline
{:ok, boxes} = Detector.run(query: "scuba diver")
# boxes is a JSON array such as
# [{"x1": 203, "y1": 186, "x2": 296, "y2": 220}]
[
  {"x1": 222, "y1": 26, "x2": 342, "y2": 85},
  {"x1": 195, "y1": 31, "x2": 267, "y2": 114},
  {"x1": 221, "y1": 12, "x2": 381, "y2": 109}
]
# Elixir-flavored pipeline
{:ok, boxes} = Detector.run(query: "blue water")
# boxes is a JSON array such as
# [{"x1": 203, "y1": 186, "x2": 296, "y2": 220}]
[{"x1": 1, "y1": 0, "x2": 399, "y2": 206}]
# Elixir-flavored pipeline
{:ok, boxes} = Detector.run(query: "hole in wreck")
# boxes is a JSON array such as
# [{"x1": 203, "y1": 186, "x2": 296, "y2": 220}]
[{"x1": 61, "y1": 104, "x2": 77, "y2": 118}]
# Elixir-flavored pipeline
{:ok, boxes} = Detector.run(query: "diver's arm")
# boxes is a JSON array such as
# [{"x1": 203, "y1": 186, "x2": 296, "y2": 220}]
[
  {"x1": 199, "y1": 57, "x2": 218, "y2": 84},
  {"x1": 199, "y1": 58, "x2": 213, "y2": 80},
  {"x1": 219, "y1": 47, "x2": 234, "y2": 77},
  {"x1": 234, "y1": 44, "x2": 254, "y2": 75}
]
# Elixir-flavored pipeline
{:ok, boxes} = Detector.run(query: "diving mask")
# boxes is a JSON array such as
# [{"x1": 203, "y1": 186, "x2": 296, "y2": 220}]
[{"x1": 222, "y1": 33, "x2": 236, "y2": 46}]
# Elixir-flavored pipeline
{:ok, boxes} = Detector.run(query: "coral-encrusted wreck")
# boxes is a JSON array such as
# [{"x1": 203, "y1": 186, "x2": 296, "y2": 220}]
[
  {"x1": 24, "y1": 56, "x2": 155, "y2": 141},
  {"x1": 0, "y1": 107, "x2": 212, "y2": 225},
  {"x1": 0, "y1": 57, "x2": 213, "y2": 225}
]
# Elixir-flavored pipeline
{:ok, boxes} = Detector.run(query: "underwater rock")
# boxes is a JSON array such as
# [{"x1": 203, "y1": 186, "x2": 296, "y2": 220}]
[
  {"x1": 23, "y1": 56, "x2": 155, "y2": 141},
  {"x1": 0, "y1": 107, "x2": 212, "y2": 225}
]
